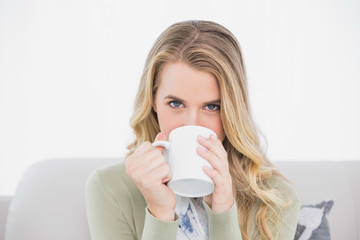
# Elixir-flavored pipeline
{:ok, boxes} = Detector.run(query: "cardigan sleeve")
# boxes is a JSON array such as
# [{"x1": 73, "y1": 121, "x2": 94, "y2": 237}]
[
  {"x1": 85, "y1": 170, "x2": 180, "y2": 240},
  {"x1": 202, "y1": 176, "x2": 300, "y2": 240},
  {"x1": 85, "y1": 170, "x2": 136, "y2": 240},
  {"x1": 142, "y1": 207, "x2": 179, "y2": 240},
  {"x1": 203, "y1": 199, "x2": 242, "y2": 240}
]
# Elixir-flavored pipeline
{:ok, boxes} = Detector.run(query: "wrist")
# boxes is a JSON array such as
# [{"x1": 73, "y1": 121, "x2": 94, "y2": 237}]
[{"x1": 211, "y1": 198, "x2": 234, "y2": 213}]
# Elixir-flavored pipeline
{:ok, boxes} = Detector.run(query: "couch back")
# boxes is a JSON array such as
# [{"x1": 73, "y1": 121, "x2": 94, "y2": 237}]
[
  {"x1": 274, "y1": 160, "x2": 360, "y2": 240},
  {"x1": 3, "y1": 159, "x2": 360, "y2": 240},
  {"x1": 4, "y1": 158, "x2": 118, "y2": 240}
]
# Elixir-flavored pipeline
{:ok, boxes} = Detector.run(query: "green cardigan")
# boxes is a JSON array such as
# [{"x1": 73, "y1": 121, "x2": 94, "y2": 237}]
[{"x1": 85, "y1": 161, "x2": 300, "y2": 240}]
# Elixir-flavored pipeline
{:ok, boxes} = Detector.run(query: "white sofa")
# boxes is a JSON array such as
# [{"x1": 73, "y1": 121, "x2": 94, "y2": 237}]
[{"x1": 0, "y1": 158, "x2": 359, "y2": 240}]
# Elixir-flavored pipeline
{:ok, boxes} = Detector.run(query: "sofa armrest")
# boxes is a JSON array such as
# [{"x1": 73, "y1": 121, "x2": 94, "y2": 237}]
[{"x1": 0, "y1": 196, "x2": 12, "y2": 240}]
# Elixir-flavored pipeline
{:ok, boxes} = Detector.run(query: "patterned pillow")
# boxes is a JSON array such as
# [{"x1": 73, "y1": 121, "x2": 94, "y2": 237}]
[{"x1": 294, "y1": 200, "x2": 334, "y2": 240}]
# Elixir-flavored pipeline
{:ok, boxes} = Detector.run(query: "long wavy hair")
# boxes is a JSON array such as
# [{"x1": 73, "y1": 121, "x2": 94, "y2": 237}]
[{"x1": 127, "y1": 20, "x2": 288, "y2": 239}]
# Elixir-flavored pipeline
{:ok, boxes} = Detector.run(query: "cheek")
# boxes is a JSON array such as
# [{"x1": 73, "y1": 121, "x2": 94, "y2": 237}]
[
  {"x1": 207, "y1": 117, "x2": 225, "y2": 142},
  {"x1": 156, "y1": 108, "x2": 183, "y2": 138}
]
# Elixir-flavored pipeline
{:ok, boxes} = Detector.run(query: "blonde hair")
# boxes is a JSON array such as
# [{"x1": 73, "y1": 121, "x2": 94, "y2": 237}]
[{"x1": 127, "y1": 20, "x2": 288, "y2": 239}]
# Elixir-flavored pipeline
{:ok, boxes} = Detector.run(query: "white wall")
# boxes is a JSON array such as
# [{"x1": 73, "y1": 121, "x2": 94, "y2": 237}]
[{"x1": 1, "y1": 0, "x2": 359, "y2": 195}]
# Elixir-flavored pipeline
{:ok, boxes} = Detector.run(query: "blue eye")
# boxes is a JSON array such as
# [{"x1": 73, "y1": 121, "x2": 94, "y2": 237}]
[
  {"x1": 205, "y1": 104, "x2": 220, "y2": 111},
  {"x1": 169, "y1": 101, "x2": 183, "y2": 108}
]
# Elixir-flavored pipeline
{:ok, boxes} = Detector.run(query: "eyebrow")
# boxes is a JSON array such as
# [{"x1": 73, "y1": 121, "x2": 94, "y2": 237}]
[{"x1": 164, "y1": 95, "x2": 221, "y2": 105}]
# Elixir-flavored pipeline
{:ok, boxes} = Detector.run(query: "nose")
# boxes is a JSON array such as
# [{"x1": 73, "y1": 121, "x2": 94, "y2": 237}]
[{"x1": 184, "y1": 109, "x2": 200, "y2": 126}]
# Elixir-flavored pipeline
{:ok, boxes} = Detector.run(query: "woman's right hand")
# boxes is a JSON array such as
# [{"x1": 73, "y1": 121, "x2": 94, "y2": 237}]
[{"x1": 125, "y1": 132, "x2": 176, "y2": 221}]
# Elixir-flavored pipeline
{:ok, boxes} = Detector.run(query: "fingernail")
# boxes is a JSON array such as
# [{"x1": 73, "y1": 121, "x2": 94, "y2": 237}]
[
  {"x1": 203, "y1": 166, "x2": 213, "y2": 175},
  {"x1": 156, "y1": 132, "x2": 165, "y2": 140},
  {"x1": 203, "y1": 165, "x2": 212, "y2": 171},
  {"x1": 210, "y1": 134, "x2": 217, "y2": 140},
  {"x1": 198, "y1": 146, "x2": 207, "y2": 152},
  {"x1": 198, "y1": 135, "x2": 207, "y2": 141}
]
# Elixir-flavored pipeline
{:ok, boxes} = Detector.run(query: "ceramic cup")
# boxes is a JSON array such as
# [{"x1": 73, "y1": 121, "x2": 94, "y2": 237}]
[{"x1": 152, "y1": 125, "x2": 215, "y2": 197}]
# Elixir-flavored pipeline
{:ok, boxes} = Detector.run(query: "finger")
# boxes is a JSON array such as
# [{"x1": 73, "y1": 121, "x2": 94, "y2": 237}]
[
  {"x1": 126, "y1": 142, "x2": 152, "y2": 171},
  {"x1": 154, "y1": 132, "x2": 167, "y2": 153},
  {"x1": 197, "y1": 134, "x2": 227, "y2": 161},
  {"x1": 197, "y1": 146, "x2": 225, "y2": 174},
  {"x1": 129, "y1": 148, "x2": 166, "y2": 176},
  {"x1": 132, "y1": 141, "x2": 154, "y2": 158},
  {"x1": 203, "y1": 165, "x2": 224, "y2": 189},
  {"x1": 155, "y1": 132, "x2": 167, "y2": 141},
  {"x1": 146, "y1": 163, "x2": 172, "y2": 185}
]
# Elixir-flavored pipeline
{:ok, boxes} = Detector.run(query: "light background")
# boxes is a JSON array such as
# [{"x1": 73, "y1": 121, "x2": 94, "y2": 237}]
[{"x1": 1, "y1": 0, "x2": 359, "y2": 195}]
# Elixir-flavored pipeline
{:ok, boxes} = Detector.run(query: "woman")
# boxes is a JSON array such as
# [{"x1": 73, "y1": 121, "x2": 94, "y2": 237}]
[{"x1": 85, "y1": 20, "x2": 300, "y2": 240}]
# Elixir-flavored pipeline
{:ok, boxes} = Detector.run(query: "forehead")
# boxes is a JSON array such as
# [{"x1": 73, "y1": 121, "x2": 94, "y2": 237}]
[{"x1": 158, "y1": 62, "x2": 220, "y2": 100}]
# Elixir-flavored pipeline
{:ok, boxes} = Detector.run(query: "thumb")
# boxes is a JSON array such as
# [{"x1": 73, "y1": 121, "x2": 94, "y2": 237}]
[{"x1": 154, "y1": 132, "x2": 167, "y2": 153}]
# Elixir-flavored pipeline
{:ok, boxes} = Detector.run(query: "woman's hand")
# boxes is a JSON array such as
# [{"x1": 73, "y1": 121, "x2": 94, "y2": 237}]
[
  {"x1": 197, "y1": 134, "x2": 234, "y2": 213},
  {"x1": 125, "y1": 132, "x2": 176, "y2": 221}
]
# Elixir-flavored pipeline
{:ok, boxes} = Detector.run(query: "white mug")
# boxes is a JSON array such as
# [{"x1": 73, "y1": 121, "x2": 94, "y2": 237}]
[{"x1": 152, "y1": 125, "x2": 215, "y2": 197}]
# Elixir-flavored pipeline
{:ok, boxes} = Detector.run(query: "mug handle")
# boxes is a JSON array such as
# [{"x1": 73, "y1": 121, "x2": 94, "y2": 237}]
[{"x1": 152, "y1": 141, "x2": 171, "y2": 149}]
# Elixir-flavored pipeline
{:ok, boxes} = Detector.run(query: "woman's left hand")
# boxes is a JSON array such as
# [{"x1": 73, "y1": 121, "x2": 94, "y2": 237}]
[{"x1": 197, "y1": 134, "x2": 234, "y2": 213}]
